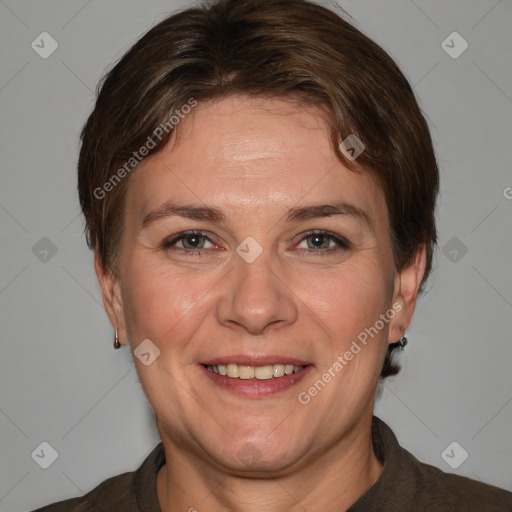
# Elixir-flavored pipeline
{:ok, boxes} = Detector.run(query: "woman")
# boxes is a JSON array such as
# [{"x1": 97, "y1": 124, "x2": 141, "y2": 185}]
[{"x1": 34, "y1": 0, "x2": 512, "y2": 510}]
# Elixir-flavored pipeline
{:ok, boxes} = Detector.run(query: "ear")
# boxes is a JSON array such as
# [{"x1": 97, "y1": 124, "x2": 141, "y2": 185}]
[
  {"x1": 94, "y1": 251, "x2": 127, "y2": 347},
  {"x1": 388, "y1": 244, "x2": 427, "y2": 343}
]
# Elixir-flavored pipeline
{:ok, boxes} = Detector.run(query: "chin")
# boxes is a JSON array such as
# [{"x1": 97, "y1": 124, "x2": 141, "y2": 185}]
[
  {"x1": 200, "y1": 427, "x2": 306, "y2": 475},
  {"x1": 216, "y1": 443, "x2": 302, "y2": 475}
]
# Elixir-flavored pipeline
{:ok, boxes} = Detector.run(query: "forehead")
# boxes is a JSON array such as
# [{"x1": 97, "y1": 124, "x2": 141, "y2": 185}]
[{"x1": 127, "y1": 96, "x2": 387, "y2": 225}]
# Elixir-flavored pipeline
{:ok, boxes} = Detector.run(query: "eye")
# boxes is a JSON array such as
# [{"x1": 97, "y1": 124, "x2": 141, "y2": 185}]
[
  {"x1": 161, "y1": 231, "x2": 217, "y2": 255},
  {"x1": 160, "y1": 229, "x2": 351, "y2": 258},
  {"x1": 295, "y1": 230, "x2": 351, "y2": 255}
]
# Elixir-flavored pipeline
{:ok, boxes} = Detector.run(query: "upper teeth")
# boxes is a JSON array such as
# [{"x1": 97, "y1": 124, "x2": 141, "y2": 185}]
[{"x1": 205, "y1": 363, "x2": 304, "y2": 380}]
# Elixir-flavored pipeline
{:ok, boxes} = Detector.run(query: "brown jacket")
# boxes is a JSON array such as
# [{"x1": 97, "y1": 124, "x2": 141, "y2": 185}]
[{"x1": 32, "y1": 416, "x2": 512, "y2": 511}]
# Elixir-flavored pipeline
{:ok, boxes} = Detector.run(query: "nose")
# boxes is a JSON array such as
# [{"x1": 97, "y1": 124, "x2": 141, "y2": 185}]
[{"x1": 216, "y1": 249, "x2": 298, "y2": 335}]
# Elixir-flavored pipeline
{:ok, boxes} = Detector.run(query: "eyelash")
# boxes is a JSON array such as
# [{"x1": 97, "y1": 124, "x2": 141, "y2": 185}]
[{"x1": 160, "y1": 230, "x2": 351, "y2": 257}]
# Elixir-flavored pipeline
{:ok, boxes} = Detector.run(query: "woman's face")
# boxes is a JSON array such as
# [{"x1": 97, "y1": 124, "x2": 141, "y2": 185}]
[{"x1": 99, "y1": 95, "x2": 422, "y2": 474}]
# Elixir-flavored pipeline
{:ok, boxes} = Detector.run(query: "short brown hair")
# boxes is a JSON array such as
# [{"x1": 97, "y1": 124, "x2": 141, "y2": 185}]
[{"x1": 78, "y1": 0, "x2": 439, "y2": 378}]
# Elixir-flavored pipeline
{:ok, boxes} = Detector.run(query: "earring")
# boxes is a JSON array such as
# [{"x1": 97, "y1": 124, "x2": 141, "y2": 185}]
[
  {"x1": 389, "y1": 334, "x2": 408, "y2": 351},
  {"x1": 113, "y1": 327, "x2": 121, "y2": 349}
]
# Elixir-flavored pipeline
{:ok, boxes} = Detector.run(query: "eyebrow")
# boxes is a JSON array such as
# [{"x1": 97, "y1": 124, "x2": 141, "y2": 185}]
[
  {"x1": 287, "y1": 201, "x2": 374, "y2": 231},
  {"x1": 142, "y1": 200, "x2": 374, "y2": 232}
]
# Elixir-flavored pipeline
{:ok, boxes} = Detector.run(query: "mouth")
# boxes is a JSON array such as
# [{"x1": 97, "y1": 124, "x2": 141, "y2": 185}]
[{"x1": 199, "y1": 357, "x2": 313, "y2": 397}]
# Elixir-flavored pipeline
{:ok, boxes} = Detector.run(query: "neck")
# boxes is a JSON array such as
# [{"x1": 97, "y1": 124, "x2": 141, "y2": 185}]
[{"x1": 157, "y1": 414, "x2": 383, "y2": 512}]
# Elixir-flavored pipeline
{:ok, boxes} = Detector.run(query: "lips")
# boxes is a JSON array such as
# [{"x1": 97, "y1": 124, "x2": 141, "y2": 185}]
[{"x1": 199, "y1": 355, "x2": 313, "y2": 397}]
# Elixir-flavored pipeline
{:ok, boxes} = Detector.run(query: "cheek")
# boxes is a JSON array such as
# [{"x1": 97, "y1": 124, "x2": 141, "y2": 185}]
[
  {"x1": 121, "y1": 258, "x2": 208, "y2": 347},
  {"x1": 307, "y1": 260, "x2": 391, "y2": 339},
  {"x1": 305, "y1": 260, "x2": 392, "y2": 400}
]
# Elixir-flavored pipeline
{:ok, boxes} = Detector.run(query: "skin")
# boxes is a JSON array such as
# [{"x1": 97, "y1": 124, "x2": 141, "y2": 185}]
[{"x1": 96, "y1": 95, "x2": 426, "y2": 511}]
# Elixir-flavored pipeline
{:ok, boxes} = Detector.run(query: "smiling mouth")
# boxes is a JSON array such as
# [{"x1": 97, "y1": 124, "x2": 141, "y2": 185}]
[{"x1": 203, "y1": 363, "x2": 306, "y2": 379}]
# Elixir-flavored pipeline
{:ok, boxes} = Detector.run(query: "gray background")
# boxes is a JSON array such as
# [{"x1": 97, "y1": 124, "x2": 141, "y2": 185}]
[{"x1": 1, "y1": 0, "x2": 511, "y2": 510}]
